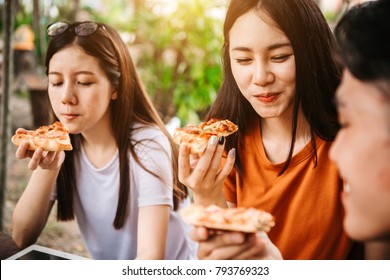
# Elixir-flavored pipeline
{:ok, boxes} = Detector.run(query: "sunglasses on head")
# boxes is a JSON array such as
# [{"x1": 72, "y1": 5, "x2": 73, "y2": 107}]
[{"x1": 47, "y1": 21, "x2": 105, "y2": 37}]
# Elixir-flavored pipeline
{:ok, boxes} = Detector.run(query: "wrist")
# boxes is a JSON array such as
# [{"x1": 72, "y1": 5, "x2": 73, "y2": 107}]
[{"x1": 193, "y1": 194, "x2": 227, "y2": 207}]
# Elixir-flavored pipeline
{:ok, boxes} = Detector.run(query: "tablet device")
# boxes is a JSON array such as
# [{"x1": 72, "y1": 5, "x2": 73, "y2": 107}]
[{"x1": 6, "y1": 244, "x2": 89, "y2": 260}]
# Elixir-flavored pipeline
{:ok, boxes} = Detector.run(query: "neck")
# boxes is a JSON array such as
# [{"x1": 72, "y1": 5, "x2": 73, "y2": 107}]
[
  {"x1": 260, "y1": 109, "x2": 311, "y2": 163},
  {"x1": 81, "y1": 127, "x2": 118, "y2": 168}
]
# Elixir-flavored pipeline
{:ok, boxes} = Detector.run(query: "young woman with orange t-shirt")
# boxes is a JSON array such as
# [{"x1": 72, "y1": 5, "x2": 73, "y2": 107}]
[{"x1": 178, "y1": 0, "x2": 358, "y2": 260}]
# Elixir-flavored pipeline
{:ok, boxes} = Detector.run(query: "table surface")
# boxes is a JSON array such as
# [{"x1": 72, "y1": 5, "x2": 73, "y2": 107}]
[{"x1": 0, "y1": 232, "x2": 21, "y2": 260}]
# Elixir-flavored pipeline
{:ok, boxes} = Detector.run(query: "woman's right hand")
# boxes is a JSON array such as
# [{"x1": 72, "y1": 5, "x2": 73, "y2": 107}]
[
  {"x1": 190, "y1": 227, "x2": 283, "y2": 260},
  {"x1": 178, "y1": 135, "x2": 235, "y2": 206},
  {"x1": 15, "y1": 140, "x2": 65, "y2": 171}
]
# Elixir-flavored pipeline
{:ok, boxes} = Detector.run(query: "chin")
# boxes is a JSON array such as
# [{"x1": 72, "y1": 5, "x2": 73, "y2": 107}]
[{"x1": 344, "y1": 218, "x2": 390, "y2": 242}]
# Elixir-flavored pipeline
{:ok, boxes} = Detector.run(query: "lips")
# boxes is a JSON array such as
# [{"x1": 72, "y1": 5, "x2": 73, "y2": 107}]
[
  {"x1": 254, "y1": 93, "x2": 280, "y2": 103},
  {"x1": 62, "y1": 114, "x2": 79, "y2": 120}
]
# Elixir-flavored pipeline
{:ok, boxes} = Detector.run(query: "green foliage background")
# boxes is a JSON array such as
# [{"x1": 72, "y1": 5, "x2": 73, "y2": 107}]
[
  {"x1": 129, "y1": 0, "x2": 224, "y2": 124},
  {"x1": 9, "y1": 0, "x2": 225, "y2": 126}
]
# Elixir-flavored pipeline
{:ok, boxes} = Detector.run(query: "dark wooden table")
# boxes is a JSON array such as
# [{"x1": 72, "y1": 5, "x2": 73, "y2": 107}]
[{"x1": 0, "y1": 232, "x2": 21, "y2": 259}]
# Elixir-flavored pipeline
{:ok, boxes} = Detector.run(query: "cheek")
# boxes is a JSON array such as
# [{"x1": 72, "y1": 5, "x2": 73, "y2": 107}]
[
  {"x1": 231, "y1": 65, "x2": 249, "y2": 89},
  {"x1": 276, "y1": 57, "x2": 296, "y2": 84},
  {"x1": 344, "y1": 184, "x2": 390, "y2": 241},
  {"x1": 48, "y1": 92, "x2": 60, "y2": 109}
]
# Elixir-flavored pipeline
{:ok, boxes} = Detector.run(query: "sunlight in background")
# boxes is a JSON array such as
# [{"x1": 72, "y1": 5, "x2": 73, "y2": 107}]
[
  {"x1": 150, "y1": 0, "x2": 178, "y2": 15},
  {"x1": 147, "y1": 0, "x2": 227, "y2": 18}
]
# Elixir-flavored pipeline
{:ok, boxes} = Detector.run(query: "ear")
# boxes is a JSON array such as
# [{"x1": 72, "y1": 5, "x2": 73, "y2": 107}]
[{"x1": 111, "y1": 89, "x2": 118, "y2": 100}]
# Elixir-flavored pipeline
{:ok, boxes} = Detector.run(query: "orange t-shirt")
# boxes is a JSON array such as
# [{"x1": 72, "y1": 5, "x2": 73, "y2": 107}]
[{"x1": 223, "y1": 122, "x2": 353, "y2": 259}]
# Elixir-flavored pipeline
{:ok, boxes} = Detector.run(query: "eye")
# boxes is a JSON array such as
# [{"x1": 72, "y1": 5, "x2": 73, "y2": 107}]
[
  {"x1": 271, "y1": 54, "x2": 291, "y2": 63},
  {"x1": 77, "y1": 81, "x2": 94, "y2": 86},
  {"x1": 234, "y1": 58, "x2": 253, "y2": 65},
  {"x1": 339, "y1": 122, "x2": 349, "y2": 129},
  {"x1": 50, "y1": 81, "x2": 63, "y2": 87}
]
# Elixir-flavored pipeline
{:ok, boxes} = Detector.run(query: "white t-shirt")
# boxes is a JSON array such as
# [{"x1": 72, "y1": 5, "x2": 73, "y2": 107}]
[{"x1": 65, "y1": 123, "x2": 196, "y2": 259}]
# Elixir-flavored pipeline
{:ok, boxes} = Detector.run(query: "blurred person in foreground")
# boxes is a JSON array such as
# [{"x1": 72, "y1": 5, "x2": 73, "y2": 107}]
[
  {"x1": 330, "y1": 0, "x2": 390, "y2": 259},
  {"x1": 189, "y1": 0, "x2": 390, "y2": 260}
]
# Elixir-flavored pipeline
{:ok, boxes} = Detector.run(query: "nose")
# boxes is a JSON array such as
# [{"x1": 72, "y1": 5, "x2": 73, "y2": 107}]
[
  {"x1": 61, "y1": 83, "x2": 77, "y2": 105},
  {"x1": 253, "y1": 62, "x2": 274, "y2": 86}
]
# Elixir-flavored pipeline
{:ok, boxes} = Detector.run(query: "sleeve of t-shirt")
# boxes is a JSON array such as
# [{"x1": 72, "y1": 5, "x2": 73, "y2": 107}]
[{"x1": 132, "y1": 129, "x2": 174, "y2": 208}]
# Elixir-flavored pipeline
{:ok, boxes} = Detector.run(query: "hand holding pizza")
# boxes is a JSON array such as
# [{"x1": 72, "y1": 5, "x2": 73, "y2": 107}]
[
  {"x1": 176, "y1": 119, "x2": 237, "y2": 206},
  {"x1": 190, "y1": 227, "x2": 283, "y2": 260},
  {"x1": 182, "y1": 204, "x2": 279, "y2": 259},
  {"x1": 12, "y1": 122, "x2": 72, "y2": 170},
  {"x1": 15, "y1": 140, "x2": 66, "y2": 171}
]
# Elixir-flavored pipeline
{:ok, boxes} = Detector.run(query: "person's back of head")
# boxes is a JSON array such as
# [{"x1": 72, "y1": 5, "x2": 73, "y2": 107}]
[{"x1": 335, "y1": 0, "x2": 390, "y2": 88}]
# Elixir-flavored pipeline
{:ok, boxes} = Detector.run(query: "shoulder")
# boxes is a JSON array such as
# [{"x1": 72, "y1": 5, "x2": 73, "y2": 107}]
[
  {"x1": 130, "y1": 122, "x2": 171, "y2": 152},
  {"x1": 131, "y1": 122, "x2": 168, "y2": 141}
]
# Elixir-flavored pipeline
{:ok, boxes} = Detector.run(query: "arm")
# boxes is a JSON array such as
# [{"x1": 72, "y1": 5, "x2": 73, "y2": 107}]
[
  {"x1": 178, "y1": 136, "x2": 236, "y2": 207},
  {"x1": 136, "y1": 205, "x2": 170, "y2": 260},
  {"x1": 12, "y1": 142, "x2": 64, "y2": 248},
  {"x1": 190, "y1": 227, "x2": 283, "y2": 260}
]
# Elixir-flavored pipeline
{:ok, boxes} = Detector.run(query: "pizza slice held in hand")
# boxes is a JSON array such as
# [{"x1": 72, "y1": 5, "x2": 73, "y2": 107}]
[
  {"x1": 180, "y1": 204, "x2": 275, "y2": 233},
  {"x1": 173, "y1": 118, "x2": 238, "y2": 154},
  {"x1": 11, "y1": 121, "x2": 73, "y2": 151}
]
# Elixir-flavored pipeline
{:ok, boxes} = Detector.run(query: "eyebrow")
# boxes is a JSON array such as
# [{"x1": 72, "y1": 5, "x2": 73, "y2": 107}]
[
  {"x1": 231, "y1": 42, "x2": 291, "y2": 52},
  {"x1": 48, "y1": 71, "x2": 95, "y2": 76}
]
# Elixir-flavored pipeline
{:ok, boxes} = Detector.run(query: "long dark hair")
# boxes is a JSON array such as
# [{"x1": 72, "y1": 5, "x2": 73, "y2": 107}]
[
  {"x1": 45, "y1": 22, "x2": 187, "y2": 229},
  {"x1": 206, "y1": 0, "x2": 341, "y2": 176},
  {"x1": 335, "y1": 0, "x2": 390, "y2": 87}
]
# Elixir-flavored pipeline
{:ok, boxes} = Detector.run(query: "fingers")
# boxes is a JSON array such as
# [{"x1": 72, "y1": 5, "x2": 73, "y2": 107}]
[
  {"x1": 190, "y1": 136, "x2": 219, "y2": 180},
  {"x1": 16, "y1": 145, "x2": 65, "y2": 171},
  {"x1": 14, "y1": 137, "x2": 67, "y2": 171},
  {"x1": 178, "y1": 136, "x2": 220, "y2": 189},
  {"x1": 178, "y1": 135, "x2": 235, "y2": 199},
  {"x1": 196, "y1": 231, "x2": 282, "y2": 260},
  {"x1": 189, "y1": 226, "x2": 210, "y2": 242},
  {"x1": 178, "y1": 143, "x2": 191, "y2": 184},
  {"x1": 201, "y1": 136, "x2": 225, "y2": 181},
  {"x1": 197, "y1": 231, "x2": 247, "y2": 259},
  {"x1": 27, "y1": 148, "x2": 45, "y2": 170},
  {"x1": 52, "y1": 151, "x2": 66, "y2": 169},
  {"x1": 215, "y1": 148, "x2": 235, "y2": 184},
  {"x1": 15, "y1": 141, "x2": 34, "y2": 159},
  {"x1": 228, "y1": 234, "x2": 267, "y2": 260},
  {"x1": 189, "y1": 153, "x2": 200, "y2": 170},
  {"x1": 36, "y1": 150, "x2": 65, "y2": 170}
]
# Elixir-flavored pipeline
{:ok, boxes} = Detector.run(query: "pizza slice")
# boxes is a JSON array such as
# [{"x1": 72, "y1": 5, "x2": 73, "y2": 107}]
[
  {"x1": 180, "y1": 204, "x2": 275, "y2": 233},
  {"x1": 173, "y1": 118, "x2": 238, "y2": 154},
  {"x1": 11, "y1": 121, "x2": 73, "y2": 151}
]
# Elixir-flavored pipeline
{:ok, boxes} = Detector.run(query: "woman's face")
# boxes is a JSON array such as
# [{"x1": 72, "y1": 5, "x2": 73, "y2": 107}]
[
  {"x1": 229, "y1": 9, "x2": 296, "y2": 120},
  {"x1": 47, "y1": 44, "x2": 117, "y2": 135},
  {"x1": 330, "y1": 69, "x2": 390, "y2": 242}
]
